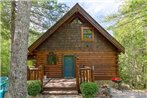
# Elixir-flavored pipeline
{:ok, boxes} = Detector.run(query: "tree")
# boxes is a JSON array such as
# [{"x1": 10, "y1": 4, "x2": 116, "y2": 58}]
[
  {"x1": 105, "y1": 0, "x2": 147, "y2": 89},
  {"x1": 0, "y1": 1, "x2": 69, "y2": 76},
  {"x1": 8, "y1": 1, "x2": 31, "y2": 97}
]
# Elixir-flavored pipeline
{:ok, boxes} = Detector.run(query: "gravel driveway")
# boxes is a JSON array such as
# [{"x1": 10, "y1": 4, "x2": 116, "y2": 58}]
[{"x1": 110, "y1": 89, "x2": 147, "y2": 98}]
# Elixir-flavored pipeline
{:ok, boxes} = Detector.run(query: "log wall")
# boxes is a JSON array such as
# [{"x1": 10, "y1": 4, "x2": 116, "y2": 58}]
[{"x1": 35, "y1": 51, "x2": 118, "y2": 80}]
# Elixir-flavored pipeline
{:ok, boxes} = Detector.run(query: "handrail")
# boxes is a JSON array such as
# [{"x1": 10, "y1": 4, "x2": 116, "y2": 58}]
[
  {"x1": 76, "y1": 64, "x2": 80, "y2": 92},
  {"x1": 27, "y1": 65, "x2": 44, "y2": 86},
  {"x1": 76, "y1": 65, "x2": 94, "y2": 92},
  {"x1": 79, "y1": 65, "x2": 94, "y2": 83}
]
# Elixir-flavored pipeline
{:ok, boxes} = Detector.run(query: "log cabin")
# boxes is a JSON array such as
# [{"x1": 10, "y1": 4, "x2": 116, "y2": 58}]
[{"x1": 27, "y1": 3, "x2": 124, "y2": 93}]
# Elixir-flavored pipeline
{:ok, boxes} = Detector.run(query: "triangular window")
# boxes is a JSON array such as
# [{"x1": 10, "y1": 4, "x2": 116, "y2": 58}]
[{"x1": 71, "y1": 18, "x2": 83, "y2": 24}]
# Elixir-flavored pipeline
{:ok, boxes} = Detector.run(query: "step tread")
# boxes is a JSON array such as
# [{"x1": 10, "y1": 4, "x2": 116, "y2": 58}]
[
  {"x1": 44, "y1": 82, "x2": 76, "y2": 88},
  {"x1": 43, "y1": 87, "x2": 77, "y2": 91},
  {"x1": 42, "y1": 90, "x2": 78, "y2": 95}
]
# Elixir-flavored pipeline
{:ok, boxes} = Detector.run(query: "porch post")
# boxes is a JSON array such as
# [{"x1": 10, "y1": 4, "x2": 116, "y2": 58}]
[
  {"x1": 38, "y1": 65, "x2": 44, "y2": 88},
  {"x1": 75, "y1": 56, "x2": 80, "y2": 92}
]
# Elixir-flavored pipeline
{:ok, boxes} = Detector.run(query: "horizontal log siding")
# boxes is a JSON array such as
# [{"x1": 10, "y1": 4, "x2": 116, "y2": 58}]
[
  {"x1": 36, "y1": 51, "x2": 63, "y2": 78},
  {"x1": 75, "y1": 52, "x2": 118, "y2": 80},
  {"x1": 36, "y1": 51, "x2": 118, "y2": 80}
]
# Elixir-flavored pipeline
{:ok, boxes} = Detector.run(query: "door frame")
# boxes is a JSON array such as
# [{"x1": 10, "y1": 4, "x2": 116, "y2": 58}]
[{"x1": 63, "y1": 55, "x2": 75, "y2": 78}]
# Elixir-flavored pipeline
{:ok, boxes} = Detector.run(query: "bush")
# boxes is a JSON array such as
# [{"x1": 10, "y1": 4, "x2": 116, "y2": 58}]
[
  {"x1": 27, "y1": 80, "x2": 42, "y2": 96},
  {"x1": 1, "y1": 65, "x2": 9, "y2": 76},
  {"x1": 80, "y1": 82, "x2": 99, "y2": 98}
]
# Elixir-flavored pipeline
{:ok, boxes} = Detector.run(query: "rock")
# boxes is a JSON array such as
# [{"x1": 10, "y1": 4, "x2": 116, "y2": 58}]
[
  {"x1": 121, "y1": 83, "x2": 131, "y2": 90},
  {"x1": 98, "y1": 84, "x2": 112, "y2": 98}
]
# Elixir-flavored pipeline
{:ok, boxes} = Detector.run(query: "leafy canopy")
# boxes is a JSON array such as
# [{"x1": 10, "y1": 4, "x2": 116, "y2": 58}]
[{"x1": 105, "y1": 0, "x2": 147, "y2": 89}]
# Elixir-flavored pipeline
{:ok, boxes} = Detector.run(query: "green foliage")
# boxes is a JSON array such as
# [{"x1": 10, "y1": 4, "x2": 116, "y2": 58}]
[
  {"x1": 27, "y1": 80, "x2": 42, "y2": 96},
  {"x1": 80, "y1": 82, "x2": 99, "y2": 98},
  {"x1": 105, "y1": 0, "x2": 147, "y2": 89},
  {"x1": 0, "y1": 1, "x2": 11, "y2": 40},
  {"x1": 27, "y1": 60, "x2": 35, "y2": 68},
  {"x1": 0, "y1": 1, "x2": 11, "y2": 76},
  {"x1": 31, "y1": 0, "x2": 69, "y2": 32},
  {"x1": 1, "y1": 38, "x2": 10, "y2": 76}
]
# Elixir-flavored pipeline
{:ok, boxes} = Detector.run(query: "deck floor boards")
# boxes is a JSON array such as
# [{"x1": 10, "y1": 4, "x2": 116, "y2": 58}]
[{"x1": 44, "y1": 78, "x2": 76, "y2": 88}]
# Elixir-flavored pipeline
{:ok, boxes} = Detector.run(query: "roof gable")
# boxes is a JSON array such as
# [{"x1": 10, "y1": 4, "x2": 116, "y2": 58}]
[{"x1": 29, "y1": 3, "x2": 124, "y2": 53}]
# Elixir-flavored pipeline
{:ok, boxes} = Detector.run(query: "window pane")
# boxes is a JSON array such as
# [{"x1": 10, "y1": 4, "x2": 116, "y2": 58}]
[{"x1": 83, "y1": 29, "x2": 93, "y2": 39}]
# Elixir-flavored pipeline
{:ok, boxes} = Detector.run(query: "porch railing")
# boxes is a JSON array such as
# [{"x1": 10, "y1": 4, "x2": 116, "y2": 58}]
[
  {"x1": 76, "y1": 65, "x2": 94, "y2": 91},
  {"x1": 79, "y1": 66, "x2": 94, "y2": 83},
  {"x1": 27, "y1": 66, "x2": 44, "y2": 85}
]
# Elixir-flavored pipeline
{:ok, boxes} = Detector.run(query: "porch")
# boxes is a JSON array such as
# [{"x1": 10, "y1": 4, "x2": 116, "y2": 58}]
[{"x1": 27, "y1": 65, "x2": 94, "y2": 94}]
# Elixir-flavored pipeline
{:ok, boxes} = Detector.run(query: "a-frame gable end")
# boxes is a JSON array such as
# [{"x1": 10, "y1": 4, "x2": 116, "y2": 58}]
[{"x1": 28, "y1": 3, "x2": 124, "y2": 54}]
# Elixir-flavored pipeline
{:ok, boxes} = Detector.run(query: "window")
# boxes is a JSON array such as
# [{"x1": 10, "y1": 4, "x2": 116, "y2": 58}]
[
  {"x1": 81, "y1": 27, "x2": 94, "y2": 41},
  {"x1": 47, "y1": 52, "x2": 57, "y2": 65},
  {"x1": 71, "y1": 18, "x2": 83, "y2": 24}
]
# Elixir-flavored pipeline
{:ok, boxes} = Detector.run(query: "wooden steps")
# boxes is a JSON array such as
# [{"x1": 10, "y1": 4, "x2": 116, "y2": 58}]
[{"x1": 42, "y1": 78, "x2": 78, "y2": 95}]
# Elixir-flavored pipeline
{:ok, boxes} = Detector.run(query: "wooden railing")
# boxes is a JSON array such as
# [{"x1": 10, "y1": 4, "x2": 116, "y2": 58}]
[
  {"x1": 27, "y1": 66, "x2": 44, "y2": 85},
  {"x1": 79, "y1": 66, "x2": 94, "y2": 83},
  {"x1": 76, "y1": 65, "x2": 94, "y2": 91}
]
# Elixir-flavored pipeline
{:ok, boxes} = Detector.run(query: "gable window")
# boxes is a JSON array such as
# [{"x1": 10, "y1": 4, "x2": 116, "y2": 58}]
[
  {"x1": 81, "y1": 27, "x2": 94, "y2": 41},
  {"x1": 71, "y1": 18, "x2": 83, "y2": 24},
  {"x1": 47, "y1": 52, "x2": 57, "y2": 65}
]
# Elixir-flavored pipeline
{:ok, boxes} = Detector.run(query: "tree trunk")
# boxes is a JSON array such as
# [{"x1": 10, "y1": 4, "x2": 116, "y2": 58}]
[{"x1": 9, "y1": 1, "x2": 31, "y2": 98}]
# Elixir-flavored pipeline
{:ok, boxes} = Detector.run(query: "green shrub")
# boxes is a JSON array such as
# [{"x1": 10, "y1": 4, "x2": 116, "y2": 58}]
[
  {"x1": 80, "y1": 82, "x2": 99, "y2": 98},
  {"x1": 27, "y1": 80, "x2": 42, "y2": 96},
  {"x1": 1, "y1": 65, "x2": 9, "y2": 76}
]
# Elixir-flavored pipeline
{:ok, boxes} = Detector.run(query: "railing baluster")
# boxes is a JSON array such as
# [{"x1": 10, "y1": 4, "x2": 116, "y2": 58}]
[
  {"x1": 89, "y1": 69, "x2": 91, "y2": 82},
  {"x1": 27, "y1": 65, "x2": 44, "y2": 88},
  {"x1": 79, "y1": 65, "x2": 94, "y2": 84},
  {"x1": 85, "y1": 69, "x2": 87, "y2": 82}
]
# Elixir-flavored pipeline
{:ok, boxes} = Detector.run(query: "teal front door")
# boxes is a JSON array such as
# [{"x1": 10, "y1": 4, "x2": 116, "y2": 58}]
[{"x1": 63, "y1": 55, "x2": 75, "y2": 78}]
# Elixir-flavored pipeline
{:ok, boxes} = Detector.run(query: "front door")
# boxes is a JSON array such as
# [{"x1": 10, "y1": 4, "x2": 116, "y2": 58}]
[{"x1": 63, "y1": 55, "x2": 75, "y2": 78}]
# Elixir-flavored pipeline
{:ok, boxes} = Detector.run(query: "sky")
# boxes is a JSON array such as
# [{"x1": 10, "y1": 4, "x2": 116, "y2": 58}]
[{"x1": 58, "y1": 0, "x2": 124, "y2": 32}]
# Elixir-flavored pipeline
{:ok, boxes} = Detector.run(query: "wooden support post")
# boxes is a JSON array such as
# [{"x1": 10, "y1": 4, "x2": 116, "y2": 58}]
[
  {"x1": 27, "y1": 66, "x2": 30, "y2": 80},
  {"x1": 76, "y1": 64, "x2": 80, "y2": 92},
  {"x1": 91, "y1": 65, "x2": 94, "y2": 82},
  {"x1": 38, "y1": 65, "x2": 44, "y2": 87}
]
